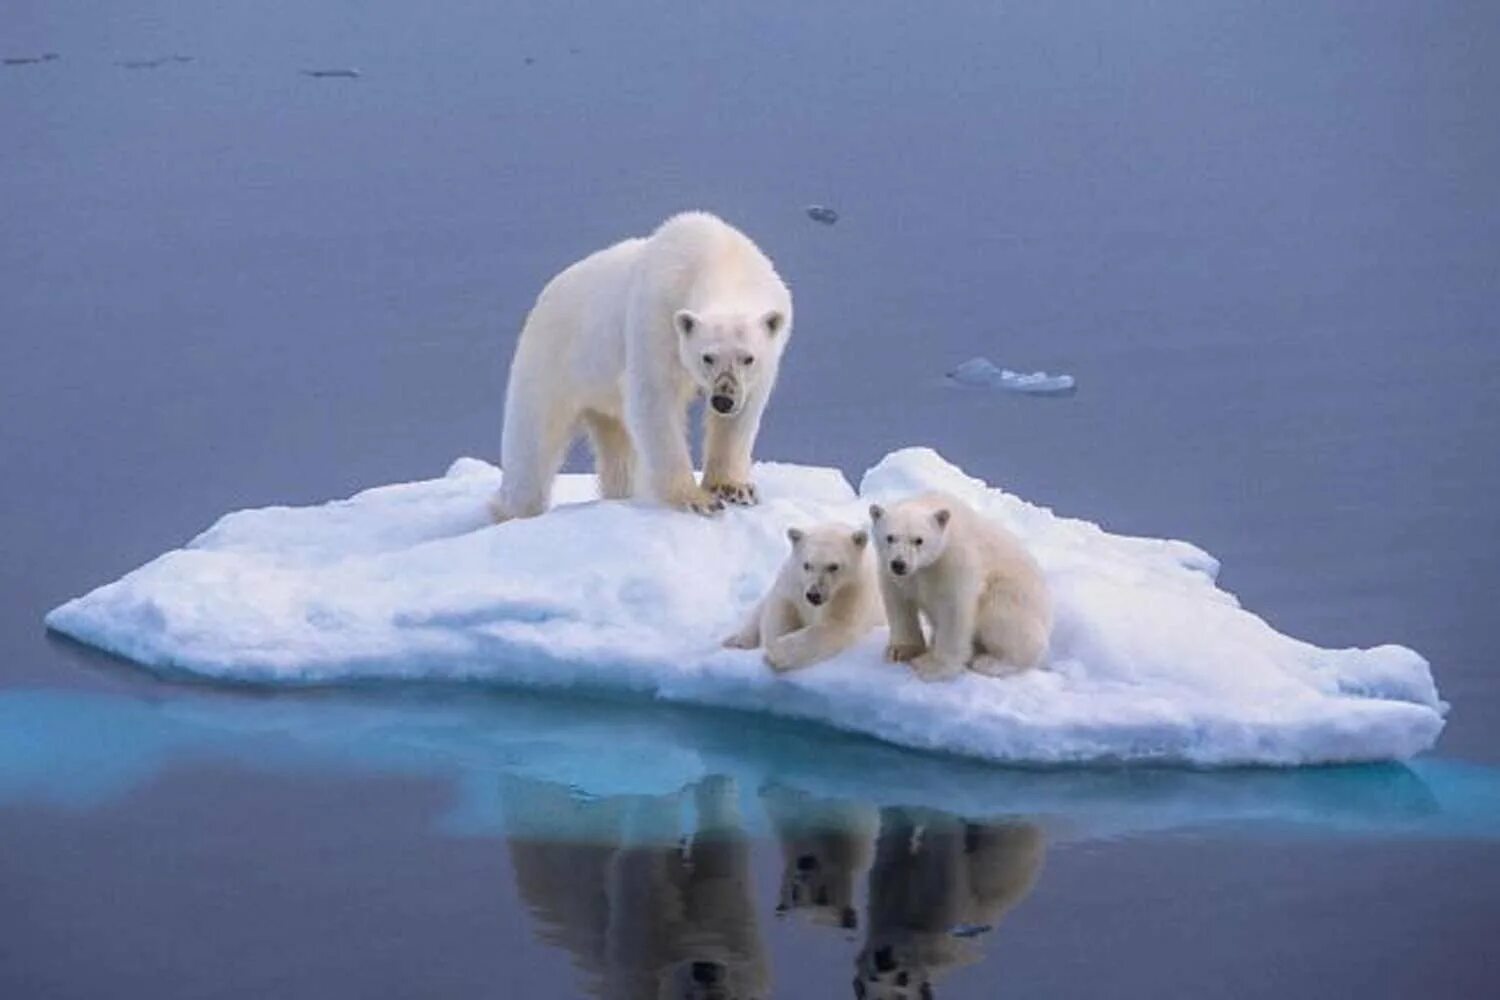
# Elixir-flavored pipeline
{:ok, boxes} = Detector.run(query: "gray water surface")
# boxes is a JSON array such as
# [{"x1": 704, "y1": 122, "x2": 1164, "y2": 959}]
[{"x1": 4, "y1": 1, "x2": 1499, "y2": 997}]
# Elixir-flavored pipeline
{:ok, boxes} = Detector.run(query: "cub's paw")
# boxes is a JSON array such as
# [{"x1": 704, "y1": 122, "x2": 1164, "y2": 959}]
[
  {"x1": 764, "y1": 639, "x2": 807, "y2": 672},
  {"x1": 722, "y1": 632, "x2": 758, "y2": 650},
  {"x1": 911, "y1": 653, "x2": 965, "y2": 683},
  {"x1": 705, "y1": 481, "x2": 759, "y2": 507},
  {"x1": 884, "y1": 641, "x2": 926, "y2": 664}
]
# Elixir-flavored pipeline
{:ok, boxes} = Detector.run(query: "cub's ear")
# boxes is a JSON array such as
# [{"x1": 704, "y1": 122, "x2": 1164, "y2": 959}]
[
  {"x1": 786, "y1": 527, "x2": 805, "y2": 546},
  {"x1": 868, "y1": 504, "x2": 884, "y2": 521},
  {"x1": 851, "y1": 529, "x2": 869, "y2": 549},
  {"x1": 933, "y1": 508, "x2": 951, "y2": 529},
  {"x1": 762, "y1": 310, "x2": 785, "y2": 336},
  {"x1": 673, "y1": 309, "x2": 699, "y2": 337}
]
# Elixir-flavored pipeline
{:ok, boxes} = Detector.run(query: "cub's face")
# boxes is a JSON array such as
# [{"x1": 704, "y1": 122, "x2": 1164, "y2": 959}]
[
  {"x1": 868, "y1": 503, "x2": 951, "y2": 578},
  {"x1": 673, "y1": 308, "x2": 786, "y2": 417},
  {"x1": 786, "y1": 525, "x2": 869, "y2": 609}
]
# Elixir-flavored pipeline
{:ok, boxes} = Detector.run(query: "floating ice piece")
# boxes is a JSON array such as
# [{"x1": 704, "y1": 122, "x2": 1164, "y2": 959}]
[
  {"x1": 45, "y1": 448, "x2": 1445, "y2": 767},
  {"x1": 4, "y1": 53, "x2": 59, "y2": 66},
  {"x1": 948, "y1": 356, "x2": 1076, "y2": 396},
  {"x1": 806, "y1": 205, "x2": 839, "y2": 225},
  {"x1": 301, "y1": 68, "x2": 360, "y2": 79}
]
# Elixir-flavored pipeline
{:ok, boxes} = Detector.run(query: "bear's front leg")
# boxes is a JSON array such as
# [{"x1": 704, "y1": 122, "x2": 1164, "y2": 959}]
[
  {"x1": 912, "y1": 591, "x2": 975, "y2": 682},
  {"x1": 879, "y1": 576, "x2": 927, "y2": 663},
  {"x1": 628, "y1": 374, "x2": 724, "y2": 516},
  {"x1": 701, "y1": 391, "x2": 767, "y2": 507},
  {"x1": 765, "y1": 624, "x2": 851, "y2": 672}
]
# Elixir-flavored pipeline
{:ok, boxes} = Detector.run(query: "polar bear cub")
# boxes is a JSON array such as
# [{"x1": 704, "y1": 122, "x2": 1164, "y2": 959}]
[
  {"x1": 870, "y1": 493, "x2": 1051, "y2": 681},
  {"x1": 491, "y1": 211, "x2": 793, "y2": 522},
  {"x1": 723, "y1": 524, "x2": 883, "y2": 671}
]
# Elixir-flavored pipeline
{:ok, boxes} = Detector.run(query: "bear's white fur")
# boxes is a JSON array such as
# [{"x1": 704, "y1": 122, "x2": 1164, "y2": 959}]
[
  {"x1": 491, "y1": 211, "x2": 793, "y2": 521},
  {"x1": 723, "y1": 523, "x2": 883, "y2": 672},
  {"x1": 870, "y1": 492, "x2": 1052, "y2": 682}
]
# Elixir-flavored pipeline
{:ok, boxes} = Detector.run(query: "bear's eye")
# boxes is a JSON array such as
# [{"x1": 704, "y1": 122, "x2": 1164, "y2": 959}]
[
  {"x1": 743, "y1": 355, "x2": 755, "y2": 366},
  {"x1": 827, "y1": 563, "x2": 840, "y2": 573},
  {"x1": 885, "y1": 534, "x2": 895, "y2": 544},
  {"x1": 702, "y1": 353, "x2": 716, "y2": 366},
  {"x1": 914, "y1": 537, "x2": 924, "y2": 547},
  {"x1": 803, "y1": 562, "x2": 812, "y2": 572}
]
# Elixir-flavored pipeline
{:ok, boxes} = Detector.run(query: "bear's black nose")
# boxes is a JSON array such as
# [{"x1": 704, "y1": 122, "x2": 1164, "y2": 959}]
[
  {"x1": 890, "y1": 559, "x2": 907, "y2": 576},
  {"x1": 805, "y1": 591, "x2": 824, "y2": 606},
  {"x1": 711, "y1": 394, "x2": 734, "y2": 413},
  {"x1": 796, "y1": 854, "x2": 820, "y2": 871}
]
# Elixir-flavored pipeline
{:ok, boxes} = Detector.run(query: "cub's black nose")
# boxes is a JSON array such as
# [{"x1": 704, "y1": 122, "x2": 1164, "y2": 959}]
[
  {"x1": 805, "y1": 591, "x2": 824, "y2": 606},
  {"x1": 711, "y1": 394, "x2": 734, "y2": 413},
  {"x1": 890, "y1": 559, "x2": 907, "y2": 576},
  {"x1": 796, "y1": 854, "x2": 820, "y2": 871}
]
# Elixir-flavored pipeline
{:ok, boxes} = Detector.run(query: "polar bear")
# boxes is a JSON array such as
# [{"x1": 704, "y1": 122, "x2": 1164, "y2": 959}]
[
  {"x1": 869, "y1": 493, "x2": 1051, "y2": 682},
  {"x1": 491, "y1": 211, "x2": 793, "y2": 521},
  {"x1": 722, "y1": 524, "x2": 883, "y2": 671}
]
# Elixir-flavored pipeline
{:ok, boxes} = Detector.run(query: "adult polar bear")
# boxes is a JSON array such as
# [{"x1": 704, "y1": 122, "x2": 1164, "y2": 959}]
[{"x1": 491, "y1": 212, "x2": 793, "y2": 521}]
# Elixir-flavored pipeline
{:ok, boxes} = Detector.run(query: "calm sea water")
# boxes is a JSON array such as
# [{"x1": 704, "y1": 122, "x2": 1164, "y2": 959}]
[{"x1": 3, "y1": 1, "x2": 1498, "y2": 997}]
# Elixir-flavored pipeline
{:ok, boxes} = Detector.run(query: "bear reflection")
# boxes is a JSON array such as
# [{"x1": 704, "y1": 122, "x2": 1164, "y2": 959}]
[
  {"x1": 503, "y1": 775, "x2": 768, "y2": 1000},
  {"x1": 761, "y1": 784, "x2": 878, "y2": 931},
  {"x1": 854, "y1": 807, "x2": 1044, "y2": 1000}
]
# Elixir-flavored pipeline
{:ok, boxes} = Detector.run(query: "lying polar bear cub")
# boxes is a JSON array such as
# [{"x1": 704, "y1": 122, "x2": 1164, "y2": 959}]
[
  {"x1": 723, "y1": 524, "x2": 883, "y2": 671},
  {"x1": 491, "y1": 211, "x2": 792, "y2": 522},
  {"x1": 871, "y1": 493, "x2": 1052, "y2": 681}
]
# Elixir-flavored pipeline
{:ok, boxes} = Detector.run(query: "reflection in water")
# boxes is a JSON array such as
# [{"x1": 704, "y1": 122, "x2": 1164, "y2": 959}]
[
  {"x1": 857, "y1": 809, "x2": 1043, "y2": 1000},
  {"x1": 502, "y1": 776, "x2": 1045, "y2": 1000},
  {"x1": 763, "y1": 784, "x2": 877, "y2": 931},
  {"x1": 505, "y1": 775, "x2": 769, "y2": 1000}
]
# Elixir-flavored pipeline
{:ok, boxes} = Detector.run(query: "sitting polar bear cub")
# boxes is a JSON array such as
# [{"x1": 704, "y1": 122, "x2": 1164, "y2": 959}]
[
  {"x1": 491, "y1": 211, "x2": 793, "y2": 521},
  {"x1": 871, "y1": 493, "x2": 1052, "y2": 681},
  {"x1": 723, "y1": 524, "x2": 883, "y2": 671}
]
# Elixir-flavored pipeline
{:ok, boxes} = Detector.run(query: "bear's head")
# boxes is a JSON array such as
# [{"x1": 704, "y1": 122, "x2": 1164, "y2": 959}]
[
  {"x1": 674, "y1": 308, "x2": 787, "y2": 417},
  {"x1": 786, "y1": 524, "x2": 869, "y2": 609},
  {"x1": 868, "y1": 501, "x2": 951, "y2": 578}
]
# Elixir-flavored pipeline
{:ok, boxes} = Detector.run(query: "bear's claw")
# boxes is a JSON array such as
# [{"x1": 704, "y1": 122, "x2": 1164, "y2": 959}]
[
  {"x1": 706, "y1": 481, "x2": 759, "y2": 507},
  {"x1": 884, "y1": 642, "x2": 926, "y2": 664}
]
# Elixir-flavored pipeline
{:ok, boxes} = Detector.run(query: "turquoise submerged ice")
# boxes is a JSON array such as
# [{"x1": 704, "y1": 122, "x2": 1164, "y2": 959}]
[{"x1": 45, "y1": 448, "x2": 1445, "y2": 766}]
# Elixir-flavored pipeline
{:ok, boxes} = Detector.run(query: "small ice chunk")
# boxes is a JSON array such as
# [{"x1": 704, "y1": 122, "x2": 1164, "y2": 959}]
[
  {"x1": 301, "y1": 68, "x2": 361, "y2": 79},
  {"x1": 806, "y1": 205, "x2": 839, "y2": 225},
  {"x1": 950, "y1": 923, "x2": 993, "y2": 939},
  {"x1": 948, "y1": 357, "x2": 1076, "y2": 396}
]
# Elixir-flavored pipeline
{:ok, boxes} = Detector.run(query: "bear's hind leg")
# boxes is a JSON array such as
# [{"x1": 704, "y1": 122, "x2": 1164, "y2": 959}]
[
  {"x1": 582, "y1": 410, "x2": 636, "y2": 500},
  {"x1": 492, "y1": 394, "x2": 580, "y2": 522},
  {"x1": 972, "y1": 590, "x2": 1047, "y2": 674}
]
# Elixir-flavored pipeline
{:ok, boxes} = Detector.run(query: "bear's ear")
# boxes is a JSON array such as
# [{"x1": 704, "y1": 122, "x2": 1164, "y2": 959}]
[
  {"x1": 868, "y1": 504, "x2": 884, "y2": 521},
  {"x1": 933, "y1": 508, "x2": 951, "y2": 529},
  {"x1": 673, "y1": 309, "x2": 698, "y2": 337},
  {"x1": 786, "y1": 527, "x2": 805, "y2": 546},
  {"x1": 762, "y1": 310, "x2": 785, "y2": 336},
  {"x1": 851, "y1": 529, "x2": 869, "y2": 549}
]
